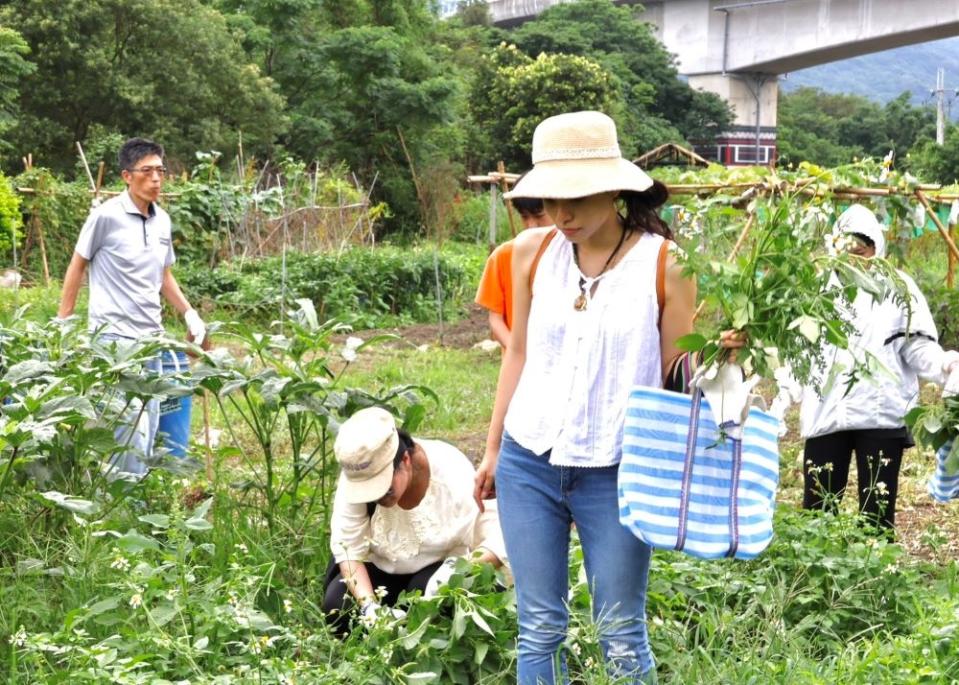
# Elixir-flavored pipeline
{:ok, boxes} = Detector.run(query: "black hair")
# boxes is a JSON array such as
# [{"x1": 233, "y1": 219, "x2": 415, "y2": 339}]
[
  {"x1": 512, "y1": 196, "x2": 545, "y2": 216},
  {"x1": 393, "y1": 428, "x2": 414, "y2": 468},
  {"x1": 850, "y1": 232, "x2": 875, "y2": 248},
  {"x1": 618, "y1": 178, "x2": 673, "y2": 240},
  {"x1": 118, "y1": 137, "x2": 164, "y2": 171}
]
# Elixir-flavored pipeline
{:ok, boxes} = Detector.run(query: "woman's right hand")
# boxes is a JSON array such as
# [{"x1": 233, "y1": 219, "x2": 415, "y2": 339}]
[{"x1": 473, "y1": 449, "x2": 497, "y2": 512}]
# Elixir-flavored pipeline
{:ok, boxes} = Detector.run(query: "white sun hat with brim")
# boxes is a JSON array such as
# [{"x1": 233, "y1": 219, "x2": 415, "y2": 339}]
[
  {"x1": 504, "y1": 111, "x2": 654, "y2": 200},
  {"x1": 836, "y1": 203, "x2": 886, "y2": 257},
  {"x1": 334, "y1": 406, "x2": 400, "y2": 504}
]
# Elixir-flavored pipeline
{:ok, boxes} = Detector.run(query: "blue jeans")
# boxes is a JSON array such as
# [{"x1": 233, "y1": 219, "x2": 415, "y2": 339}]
[{"x1": 496, "y1": 432, "x2": 656, "y2": 685}]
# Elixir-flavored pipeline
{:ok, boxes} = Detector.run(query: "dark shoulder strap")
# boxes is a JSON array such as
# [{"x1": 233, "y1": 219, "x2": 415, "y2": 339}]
[
  {"x1": 528, "y1": 228, "x2": 558, "y2": 291},
  {"x1": 656, "y1": 238, "x2": 670, "y2": 330},
  {"x1": 366, "y1": 501, "x2": 377, "y2": 518}
]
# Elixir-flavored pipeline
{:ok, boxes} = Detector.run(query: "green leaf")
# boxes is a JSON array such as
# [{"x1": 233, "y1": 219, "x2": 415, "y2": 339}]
[
  {"x1": 401, "y1": 617, "x2": 432, "y2": 650},
  {"x1": 405, "y1": 674, "x2": 438, "y2": 684},
  {"x1": 115, "y1": 529, "x2": 160, "y2": 554},
  {"x1": 473, "y1": 641, "x2": 489, "y2": 665},
  {"x1": 39, "y1": 491, "x2": 100, "y2": 516},
  {"x1": 674, "y1": 333, "x2": 707, "y2": 352},
  {"x1": 86, "y1": 597, "x2": 120, "y2": 617},
  {"x1": 138, "y1": 514, "x2": 171, "y2": 529}
]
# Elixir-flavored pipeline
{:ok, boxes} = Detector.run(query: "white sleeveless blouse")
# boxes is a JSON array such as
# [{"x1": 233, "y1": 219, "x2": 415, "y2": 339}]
[{"x1": 504, "y1": 230, "x2": 664, "y2": 467}]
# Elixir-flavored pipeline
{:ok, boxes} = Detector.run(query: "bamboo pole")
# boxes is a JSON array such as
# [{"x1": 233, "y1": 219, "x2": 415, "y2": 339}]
[
  {"x1": 948, "y1": 224, "x2": 956, "y2": 289},
  {"x1": 33, "y1": 173, "x2": 50, "y2": 285},
  {"x1": 202, "y1": 391, "x2": 213, "y2": 483},
  {"x1": 916, "y1": 190, "x2": 959, "y2": 267},
  {"x1": 497, "y1": 160, "x2": 518, "y2": 238}
]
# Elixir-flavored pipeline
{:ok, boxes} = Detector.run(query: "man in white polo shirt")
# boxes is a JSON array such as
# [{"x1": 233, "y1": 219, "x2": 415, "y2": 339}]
[{"x1": 57, "y1": 137, "x2": 206, "y2": 476}]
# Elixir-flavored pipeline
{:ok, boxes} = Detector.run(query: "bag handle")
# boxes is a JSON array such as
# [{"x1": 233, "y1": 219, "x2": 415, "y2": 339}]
[
  {"x1": 677, "y1": 390, "x2": 745, "y2": 558},
  {"x1": 726, "y1": 438, "x2": 743, "y2": 558},
  {"x1": 675, "y1": 388, "x2": 702, "y2": 551},
  {"x1": 528, "y1": 228, "x2": 558, "y2": 290},
  {"x1": 656, "y1": 239, "x2": 669, "y2": 331}
]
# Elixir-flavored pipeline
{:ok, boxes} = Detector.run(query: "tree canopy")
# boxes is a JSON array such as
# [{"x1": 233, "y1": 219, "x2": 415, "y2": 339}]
[{"x1": 777, "y1": 87, "x2": 936, "y2": 168}]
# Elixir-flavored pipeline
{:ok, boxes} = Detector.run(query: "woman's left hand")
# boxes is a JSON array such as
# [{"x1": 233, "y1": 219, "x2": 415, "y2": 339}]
[{"x1": 719, "y1": 329, "x2": 746, "y2": 362}]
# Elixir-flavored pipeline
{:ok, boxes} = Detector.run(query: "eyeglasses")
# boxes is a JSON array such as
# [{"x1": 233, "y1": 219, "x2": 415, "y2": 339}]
[{"x1": 128, "y1": 166, "x2": 168, "y2": 177}]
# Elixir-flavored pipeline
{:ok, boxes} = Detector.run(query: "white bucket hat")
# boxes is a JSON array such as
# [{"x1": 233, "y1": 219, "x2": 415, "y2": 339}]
[
  {"x1": 505, "y1": 111, "x2": 653, "y2": 200},
  {"x1": 836, "y1": 204, "x2": 886, "y2": 257},
  {"x1": 334, "y1": 406, "x2": 400, "y2": 504}
]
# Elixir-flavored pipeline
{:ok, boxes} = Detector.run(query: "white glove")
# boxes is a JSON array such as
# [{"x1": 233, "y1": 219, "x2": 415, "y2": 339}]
[
  {"x1": 944, "y1": 363, "x2": 959, "y2": 399},
  {"x1": 691, "y1": 362, "x2": 759, "y2": 439},
  {"x1": 424, "y1": 557, "x2": 458, "y2": 598},
  {"x1": 768, "y1": 366, "x2": 803, "y2": 433},
  {"x1": 183, "y1": 308, "x2": 206, "y2": 347},
  {"x1": 358, "y1": 599, "x2": 381, "y2": 627}
]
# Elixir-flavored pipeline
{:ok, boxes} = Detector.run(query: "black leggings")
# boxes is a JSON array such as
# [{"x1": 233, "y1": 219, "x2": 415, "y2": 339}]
[
  {"x1": 322, "y1": 559, "x2": 442, "y2": 635},
  {"x1": 802, "y1": 430, "x2": 906, "y2": 529}
]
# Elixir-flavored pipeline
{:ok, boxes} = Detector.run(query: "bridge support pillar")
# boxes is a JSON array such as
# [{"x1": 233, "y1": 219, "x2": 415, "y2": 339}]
[{"x1": 687, "y1": 72, "x2": 778, "y2": 166}]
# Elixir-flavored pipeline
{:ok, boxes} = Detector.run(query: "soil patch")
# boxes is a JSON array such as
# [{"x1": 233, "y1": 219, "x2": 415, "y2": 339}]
[{"x1": 352, "y1": 303, "x2": 491, "y2": 349}]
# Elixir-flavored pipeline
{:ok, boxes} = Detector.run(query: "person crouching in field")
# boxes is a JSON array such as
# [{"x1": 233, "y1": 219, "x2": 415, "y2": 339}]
[
  {"x1": 475, "y1": 195, "x2": 553, "y2": 349},
  {"x1": 323, "y1": 407, "x2": 506, "y2": 634}
]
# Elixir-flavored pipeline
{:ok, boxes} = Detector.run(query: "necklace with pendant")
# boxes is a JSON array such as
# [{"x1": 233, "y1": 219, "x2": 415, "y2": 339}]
[{"x1": 572, "y1": 227, "x2": 628, "y2": 311}]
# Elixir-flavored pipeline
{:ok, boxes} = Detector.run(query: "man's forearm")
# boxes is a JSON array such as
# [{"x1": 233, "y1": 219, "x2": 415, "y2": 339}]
[
  {"x1": 57, "y1": 254, "x2": 87, "y2": 318},
  {"x1": 160, "y1": 269, "x2": 191, "y2": 315}
]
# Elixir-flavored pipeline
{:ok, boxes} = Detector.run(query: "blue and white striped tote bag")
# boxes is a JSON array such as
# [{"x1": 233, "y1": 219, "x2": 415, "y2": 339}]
[
  {"x1": 928, "y1": 440, "x2": 959, "y2": 503},
  {"x1": 618, "y1": 387, "x2": 780, "y2": 560}
]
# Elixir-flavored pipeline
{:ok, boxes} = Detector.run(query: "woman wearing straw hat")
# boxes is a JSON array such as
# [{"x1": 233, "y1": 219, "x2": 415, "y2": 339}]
[
  {"x1": 473, "y1": 111, "x2": 741, "y2": 684},
  {"x1": 323, "y1": 406, "x2": 506, "y2": 633}
]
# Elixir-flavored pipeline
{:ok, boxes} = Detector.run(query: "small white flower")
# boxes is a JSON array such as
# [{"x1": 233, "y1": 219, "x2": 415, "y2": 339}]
[
  {"x1": 823, "y1": 462, "x2": 834, "y2": 472},
  {"x1": 359, "y1": 612, "x2": 377, "y2": 629},
  {"x1": 283, "y1": 598, "x2": 293, "y2": 614},
  {"x1": 341, "y1": 336, "x2": 363, "y2": 363},
  {"x1": 875, "y1": 481, "x2": 889, "y2": 496},
  {"x1": 129, "y1": 592, "x2": 143, "y2": 609},
  {"x1": 569, "y1": 642, "x2": 582, "y2": 656},
  {"x1": 110, "y1": 555, "x2": 131, "y2": 572},
  {"x1": 374, "y1": 586, "x2": 388, "y2": 601},
  {"x1": 8, "y1": 626, "x2": 26, "y2": 647},
  {"x1": 235, "y1": 543, "x2": 249, "y2": 555},
  {"x1": 165, "y1": 588, "x2": 177, "y2": 601}
]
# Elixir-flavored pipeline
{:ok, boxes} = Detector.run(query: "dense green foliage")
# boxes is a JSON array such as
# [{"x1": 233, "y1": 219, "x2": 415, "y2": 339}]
[
  {"x1": 0, "y1": 170, "x2": 21, "y2": 253},
  {"x1": 176, "y1": 242, "x2": 486, "y2": 329},
  {"x1": 909, "y1": 124, "x2": 959, "y2": 184},
  {"x1": 0, "y1": 0, "x2": 286, "y2": 169},
  {"x1": 0, "y1": 0, "x2": 737, "y2": 236},
  {"x1": 0, "y1": 26, "x2": 33, "y2": 160},
  {"x1": 778, "y1": 88, "x2": 936, "y2": 168}
]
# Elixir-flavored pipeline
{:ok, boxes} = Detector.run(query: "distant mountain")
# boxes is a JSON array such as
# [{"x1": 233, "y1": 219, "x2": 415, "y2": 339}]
[{"x1": 780, "y1": 35, "x2": 959, "y2": 116}]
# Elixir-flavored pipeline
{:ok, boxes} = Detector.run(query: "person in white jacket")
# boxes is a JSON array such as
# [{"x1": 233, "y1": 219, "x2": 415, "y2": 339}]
[{"x1": 800, "y1": 204, "x2": 959, "y2": 530}]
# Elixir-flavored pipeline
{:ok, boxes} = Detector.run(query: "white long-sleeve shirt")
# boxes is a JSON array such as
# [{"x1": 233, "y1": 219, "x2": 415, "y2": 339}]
[
  {"x1": 330, "y1": 439, "x2": 506, "y2": 574},
  {"x1": 801, "y1": 270, "x2": 951, "y2": 439}
]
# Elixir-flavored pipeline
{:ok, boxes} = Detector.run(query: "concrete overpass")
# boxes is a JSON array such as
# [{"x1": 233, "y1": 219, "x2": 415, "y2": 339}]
[{"x1": 443, "y1": 0, "x2": 959, "y2": 164}]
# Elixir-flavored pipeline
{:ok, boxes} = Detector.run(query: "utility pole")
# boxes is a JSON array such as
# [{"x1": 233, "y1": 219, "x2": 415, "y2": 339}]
[{"x1": 933, "y1": 67, "x2": 946, "y2": 146}]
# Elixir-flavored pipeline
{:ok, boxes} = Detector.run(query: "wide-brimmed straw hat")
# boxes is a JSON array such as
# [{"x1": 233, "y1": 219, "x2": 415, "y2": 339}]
[
  {"x1": 505, "y1": 111, "x2": 653, "y2": 200},
  {"x1": 334, "y1": 406, "x2": 399, "y2": 504},
  {"x1": 836, "y1": 203, "x2": 886, "y2": 257}
]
